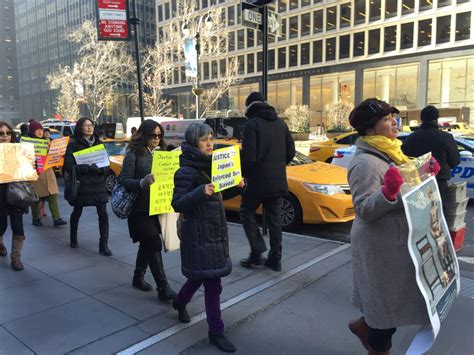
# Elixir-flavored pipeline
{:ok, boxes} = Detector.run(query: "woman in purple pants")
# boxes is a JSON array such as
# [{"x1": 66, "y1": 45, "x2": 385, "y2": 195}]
[{"x1": 171, "y1": 123, "x2": 244, "y2": 353}]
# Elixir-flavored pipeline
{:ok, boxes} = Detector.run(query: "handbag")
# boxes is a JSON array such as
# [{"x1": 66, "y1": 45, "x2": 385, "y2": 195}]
[
  {"x1": 6, "y1": 181, "x2": 39, "y2": 209},
  {"x1": 111, "y1": 178, "x2": 138, "y2": 219},
  {"x1": 64, "y1": 167, "x2": 80, "y2": 206},
  {"x1": 158, "y1": 212, "x2": 181, "y2": 252}
]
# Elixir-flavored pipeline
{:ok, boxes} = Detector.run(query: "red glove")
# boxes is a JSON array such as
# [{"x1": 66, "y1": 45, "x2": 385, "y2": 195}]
[
  {"x1": 382, "y1": 166, "x2": 404, "y2": 201},
  {"x1": 430, "y1": 157, "x2": 441, "y2": 176}
]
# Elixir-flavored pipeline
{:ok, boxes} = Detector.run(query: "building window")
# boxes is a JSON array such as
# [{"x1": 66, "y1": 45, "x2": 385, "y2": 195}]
[
  {"x1": 158, "y1": 5, "x2": 163, "y2": 22},
  {"x1": 289, "y1": 0, "x2": 298, "y2": 10},
  {"x1": 228, "y1": 6, "x2": 235, "y2": 26},
  {"x1": 247, "y1": 29, "x2": 254, "y2": 47},
  {"x1": 278, "y1": 0, "x2": 287, "y2": 13},
  {"x1": 369, "y1": 28, "x2": 380, "y2": 54},
  {"x1": 401, "y1": 22, "x2": 414, "y2": 49},
  {"x1": 302, "y1": 0, "x2": 311, "y2": 7},
  {"x1": 164, "y1": 2, "x2": 170, "y2": 20},
  {"x1": 202, "y1": 0, "x2": 208, "y2": 8},
  {"x1": 384, "y1": 25, "x2": 397, "y2": 52},
  {"x1": 436, "y1": 16, "x2": 451, "y2": 44},
  {"x1": 238, "y1": 55, "x2": 244, "y2": 74},
  {"x1": 278, "y1": 47, "x2": 286, "y2": 68},
  {"x1": 313, "y1": 10, "x2": 323, "y2": 34},
  {"x1": 247, "y1": 53, "x2": 255, "y2": 73},
  {"x1": 438, "y1": 0, "x2": 452, "y2": 7},
  {"x1": 339, "y1": 35, "x2": 350, "y2": 59},
  {"x1": 257, "y1": 52, "x2": 262, "y2": 71},
  {"x1": 237, "y1": 29, "x2": 244, "y2": 50},
  {"x1": 289, "y1": 16, "x2": 298, "y2": 39},
  {"x1": 228, "y1": 31, "x2": 235, "y2": 51},
  {"x1": 289, "y1": 45, "x2": 298, "y2": 67},
  {"x1": 301, "y1": 13, "x2": 310, "y2": 36},
  {"x1": 340, "y1": 3, "x2": 351, "y2": 28},
  {"x1": 301, "y1": 43, "x2": 310, "y2": 65},
  {"x1": 313, "y1": 40, "x2": 323, "y2": 63},
  {"x1": 203, "y1": 62, "x2": 209, "y2": 80},
  {"x1": 456, "y1": 12, "x2": 471, "y2": 41},
  {"x1": 385, "y1": 0, "x2": 397, "y2": 18},
  {"x1": 326, "y1": 6, "x2": 337, "y2": 31},
  {"x1": 369, "y1": 0, "x2": 381, "y2": 22},
  {"x1": 211, "y1": 60, "x2": 218, "y2": 79},
  {"x1": 353, "y1": 31, "x2": 365, "y2": 57},
  {"x1": 269, "y1": 49, "x2": 275, "y2": 70},
  {"x1": 419, "y1": 0, "x2": 432, "y2": 11},
  {"x1": 418, "y1": 19, "x2": 432, "y2": 47},
  {"x1": 402, "y1": 0, "x2": 415, "y2": 15},
  {"x1": 326, "y1": 37, "x2": 336, "y2": 61},
  {"x1": 355, "y1": 0, "x2": 366, "y2": 25},
  {"x1": 220, "y1": 59, "x2": 226, "y2": 76}
]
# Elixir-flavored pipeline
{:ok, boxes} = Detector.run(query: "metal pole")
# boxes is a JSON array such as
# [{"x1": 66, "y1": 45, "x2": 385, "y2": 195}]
[
  {"x1": 130, "y1": 0, "x2": 145, "y2": 122},
  {"x1": 195, "y1": 32, "x2": 200, "y2": 119},
  {"x1": 262, "y1": 5, "x2": 268, "y2": 237}
]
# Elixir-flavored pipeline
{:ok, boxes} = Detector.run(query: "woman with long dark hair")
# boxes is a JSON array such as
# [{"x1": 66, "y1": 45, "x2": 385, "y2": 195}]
[
  {"x1": 0, "y1": 121, "x2": 27, "y2": 270},
  {"x1": 64, "y1": 117, "x2": 112, "y2": 256},
  {"x1": 120, "y1": 119, "x2": 176, "y2": 302}
]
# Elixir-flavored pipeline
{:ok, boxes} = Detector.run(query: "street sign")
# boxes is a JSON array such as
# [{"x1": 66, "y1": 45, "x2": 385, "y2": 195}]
[
  {"x1": 241, "y1": 2, "x2": 260, "y2": 30},
  {"x1": 267, "y1": 10, "x2": 282, "y2": 37},
  {"x1": 96, "y1": 0, "x2": 130, "y2": 41},
  {"x1": 243, "y1": 8, "x2": 262, "y2": 25}
]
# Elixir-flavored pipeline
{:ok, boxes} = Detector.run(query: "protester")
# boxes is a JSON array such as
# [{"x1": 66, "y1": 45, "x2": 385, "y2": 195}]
[
  {"x1": 19, "y1": 123, "x2": 29, "y2": 137},
  {"x1": 0, "y1": 121, "x2": 27, "y2": 271},
  {"x1": 402, "y1": 105, "x2": 460, "y2": 204},
  {"x1": 346, "y1": 98, "x2": 437, "y2": 354},
  {"x1": 171, "y1": 123, "x2": 244, "y2": 353},
  {"x1": 239, "y1": 92, "x2": 295, "y2": 271},
  {"x1": 28, "y1": 121, "x2": 67, "y2": 227},
  {"x1": 43, "y1": 128, "x2": 51, "y2": 141},
  {"x1": 120, "y1": 119, "x2": 176, "y2": 301},
  {"x1": 64, "y1": 117, "x2": 112, "y2": 256},
  {"x1": 131, "y1": 126, "x2": 137, "y2": 136}
]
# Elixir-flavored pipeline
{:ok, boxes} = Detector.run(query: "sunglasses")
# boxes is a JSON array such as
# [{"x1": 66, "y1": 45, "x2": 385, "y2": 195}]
[
  {"x1": 149, "y1": 133, "x2": 163, "y2": 139},
  {"x1": 0, "y1": 131, "x2": 13, "y2": 137}
]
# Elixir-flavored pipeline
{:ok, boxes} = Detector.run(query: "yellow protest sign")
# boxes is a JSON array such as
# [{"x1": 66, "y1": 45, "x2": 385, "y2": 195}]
[
  {"x1": 149, "y1": 150, "x2": 181, "y2": 216},
  {"x1": 0, "y1": 143, "x2": 38, "y2": 183},
  {"x1": 73, "y1": 144, "x2": 110, "y2": 168},
  {"x1": 43, "y1": 136, "x2": 70, "y2": 170},
  {"x1": 21, "y1": 137, "x2": 49, "y2": 173},
  {"x1": 211, "y1": 145, "x2": 241, "y2": 192}
]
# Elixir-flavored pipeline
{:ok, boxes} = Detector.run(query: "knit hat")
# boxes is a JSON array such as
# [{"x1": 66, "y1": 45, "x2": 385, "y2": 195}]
[
  {"x1": 28, "y1": 120, "x2": 44, "y2": 137},
  {"x1": 245, "y1": 92, "x2": 265, "y2": 107},
  {"x1": 420, "y1": 105, "x2": 439, "y2": 122},
  {"x1": 349, "y1": 98, "x2": 396, "y2": 136}
]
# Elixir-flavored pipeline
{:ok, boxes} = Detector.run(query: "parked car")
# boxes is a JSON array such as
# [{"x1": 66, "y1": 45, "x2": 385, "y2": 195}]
[
  {"x1": 42, "y1": 120, "x2": 75, "y2": 137},
  {"x1": 101, "y1": 138, "x2": 130, "y2": 192},
  {"x1": 308, "y1": 131, "x2": 358, "y2": 163}
]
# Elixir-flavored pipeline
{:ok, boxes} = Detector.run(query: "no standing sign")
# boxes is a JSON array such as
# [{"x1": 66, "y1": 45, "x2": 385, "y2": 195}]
[{"x1": 96, "y1": 0, "x2": 130, "y2": 41}]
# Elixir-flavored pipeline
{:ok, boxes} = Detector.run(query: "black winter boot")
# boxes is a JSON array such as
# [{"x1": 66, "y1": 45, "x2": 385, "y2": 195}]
[
  {"x1": 69, "y1": 217, "x2": 79, "y2": 248},
  {"x1": 240, "y1": 253, "x2": 265, "y2": 268},
  {"x1": 208, "y1": 333, "x2": 236, "y2": 353},
  {"x1": 98, "y1": 216, "x2": 112, "y2": 256},
  {"x1": 147, "y1": 251, "x2": 176, "y2": 302},
  {"x1": 132, "y1": 248, "x2": 152, "y2": 291},
  {"x1": 172, "y1": 296, "x2": 191, "y2": 323}
]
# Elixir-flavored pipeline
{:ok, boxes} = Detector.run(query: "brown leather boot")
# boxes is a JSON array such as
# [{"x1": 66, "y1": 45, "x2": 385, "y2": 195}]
[
  {"x1": 348, "y1": 317, "x2": 370, "y2": 350},
  {"x1": 11, "y1": 235, "x2": 25, "y2": 271},
  {"x1": 0, "y1": 235, "x2": 7, "y2": 257}
]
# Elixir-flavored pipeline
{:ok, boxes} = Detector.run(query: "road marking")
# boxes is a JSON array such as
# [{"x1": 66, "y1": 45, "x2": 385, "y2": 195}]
[
  {"x1": 460, "y1": 277, "x2": 474, "y2": 299},
  {"x1": 116, "y1": 243, "x2": 350, "y2": 355},
  {"x1": 458, "y1": 256, "x2": 474, "y2": 264}
]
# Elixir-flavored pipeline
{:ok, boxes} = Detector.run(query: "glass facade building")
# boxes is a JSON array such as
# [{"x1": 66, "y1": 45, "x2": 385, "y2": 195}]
[
  {"x1": 157, "y1": 0, "x2": 474, "y2": 125},
  {"x1": 13, "y1": 0, "x2": 157, "y2": 121}
]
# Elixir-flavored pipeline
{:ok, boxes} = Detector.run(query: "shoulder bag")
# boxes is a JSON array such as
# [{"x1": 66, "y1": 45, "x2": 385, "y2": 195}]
[
  {"x1": 64, "y1": 166, "x2": 80, "y2": 206},
  {"x1": 111, "y1": 178, "x2": 138, "y2": 219},
  {"x1": 6, "y1": 181, "x2": 39, "y2": 209}
]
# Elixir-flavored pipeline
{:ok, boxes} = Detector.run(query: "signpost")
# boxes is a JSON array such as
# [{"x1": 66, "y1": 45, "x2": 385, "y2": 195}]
[{"x1": 96, "y1": 0, "x2": 130, "y2": 40}]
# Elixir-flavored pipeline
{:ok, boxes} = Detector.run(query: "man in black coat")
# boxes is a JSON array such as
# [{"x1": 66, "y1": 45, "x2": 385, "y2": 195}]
[
  {"x1": 239, "y1": 92, "x2": 295, "y2": 271},
  {"x1": 402, "y1": 105, "x2": 460, "y2": 203}
]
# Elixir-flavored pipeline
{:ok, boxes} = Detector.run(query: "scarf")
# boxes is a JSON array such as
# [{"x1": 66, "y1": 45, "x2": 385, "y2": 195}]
[
  {"x1": 360, "y1": 135, "x2": 411, "y2": 165},
  {"x1": 85, "y1": 136, "x2": 96, "y2": 147}
]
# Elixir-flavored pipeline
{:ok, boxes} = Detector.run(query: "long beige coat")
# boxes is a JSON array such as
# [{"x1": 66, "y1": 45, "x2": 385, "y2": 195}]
[
  {"x1": 348, "y1": 139, "x2": 429, "y2": 329},
  {"x1": 31, "y1": 168, "x2": 58, "y2": 198}
]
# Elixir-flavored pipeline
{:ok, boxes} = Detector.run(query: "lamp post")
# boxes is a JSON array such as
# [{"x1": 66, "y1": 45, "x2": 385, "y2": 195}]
[
  {"x1": 182, "y1": 14, "x2": 213, "y2": 119},
  {"x1": 129, "y1": 0, "x2": 145, "y2": 122}
]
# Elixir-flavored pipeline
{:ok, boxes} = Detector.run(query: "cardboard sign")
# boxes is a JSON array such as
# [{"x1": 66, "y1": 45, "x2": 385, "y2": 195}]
[
  {"x1": 21, "y1": 137, "x2": 49, "y2": 173},
  {"x1": 43, "y1": 137, "x2": 70, "y2": 170},
  {"x1": 211, "y1": 145, "x2": 241, "y2": 192},
  {"x1": 73, "y1": 144, "x2": 110, "y2": 168},
  {"x1": 149, "y1": 151, "x2": 181, "y2": 216},
  {"x1": 0, "y1": 143, "x2": 38, "y2": 183}
]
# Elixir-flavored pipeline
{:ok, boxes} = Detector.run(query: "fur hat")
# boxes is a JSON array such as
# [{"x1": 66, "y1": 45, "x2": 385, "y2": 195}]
[
  {"x1": 28, "y1": 120, "x2": 44, "y2": 137},
  {"x1": 420, "y1": 105, "x2": 439, "y2": 122},
  {"x1": 349, "y1": 98, "x2": 396, "y2": 136},
  {"x1": 245, "y1": 92, "x2": 265, "y2": 107}
]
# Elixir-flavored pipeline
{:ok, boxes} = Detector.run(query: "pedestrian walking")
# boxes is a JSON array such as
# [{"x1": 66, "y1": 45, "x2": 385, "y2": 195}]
[
  {"x1": 402, "y1": 105, "x2": 460, "y2": 204},
  {"x1": 28, "y1": 121, "x2": 67, "y2": 227},
  {"x1": 64, "y1": 117, "x2": 112, "y2": 256},
  {"x1": 171, "y1": 123, "x2": 244, "y2": 353},
  {"x1": 346, "y1": 98, "x2": 439, "y2": 355},
  {"x1": 239, "y1": 92, "x2": 295, "y2": 271},
  {"x1": 120, "y1": 119, "x2": 176, "y2": 301},
  {"x1": 0, "y1": 121, "x2": 28, "y2": 271}
]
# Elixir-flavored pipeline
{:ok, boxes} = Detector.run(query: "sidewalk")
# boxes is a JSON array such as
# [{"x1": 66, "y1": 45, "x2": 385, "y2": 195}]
[{"x1": 0, "y1": 196, "x2": 473, "y2": 354}]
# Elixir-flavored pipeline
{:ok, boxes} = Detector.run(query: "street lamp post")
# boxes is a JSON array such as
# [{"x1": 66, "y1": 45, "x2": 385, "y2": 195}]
[{"x1": 130, "y1": 0, "x2": 145, "y2": 122}]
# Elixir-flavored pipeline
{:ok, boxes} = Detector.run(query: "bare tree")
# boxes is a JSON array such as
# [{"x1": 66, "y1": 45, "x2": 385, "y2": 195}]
[
  {"x1": 48, "y1": 21, "x2": 134, "y2": 121},
  {"x1": 47, "y1": 65, "x2": 80, "y2": 120}
]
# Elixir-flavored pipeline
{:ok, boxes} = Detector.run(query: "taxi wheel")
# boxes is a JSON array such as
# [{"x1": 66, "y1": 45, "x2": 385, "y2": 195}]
[
  {"x1": 105, "y1": 172, "x2": 116, "y2": 194},
  {"x1": 281, "y1": 194, "x2": 303, "y2": 232}
]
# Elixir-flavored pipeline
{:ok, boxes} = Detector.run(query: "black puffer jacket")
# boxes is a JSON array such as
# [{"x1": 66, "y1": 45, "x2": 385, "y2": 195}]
[
  {"x1": 402, "y1": 122, "x2": 460, "y2": 181},
  {"x1": 172, "y1": 144, "x2": 240, "y2": 280},
  {"x1": 241, "y1": 102, "x2": 295, "y2": 198},
  {"x1": 120, "y1": 148, "x2": 152, "y2": 213},
  {"x1": 63, "y1": 136, "x2": 109, "y2": 207}
]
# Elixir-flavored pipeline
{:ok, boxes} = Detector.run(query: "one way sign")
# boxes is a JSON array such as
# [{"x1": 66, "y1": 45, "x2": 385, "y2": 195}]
[{"x1": 240, "y1": 1, "x2": 282, "y2": 37}]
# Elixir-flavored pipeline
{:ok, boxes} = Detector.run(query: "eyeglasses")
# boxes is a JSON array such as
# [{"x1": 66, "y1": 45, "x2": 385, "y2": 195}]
[
  {"x1": 0, "y1": 131, "x2": 13, "y2": 137},
  {"x1": 149, "y1": 133, "x2": 163, "y2": 139},
  {"x1": 83, "y1": 124, "x2": 94, "y2": 128}
]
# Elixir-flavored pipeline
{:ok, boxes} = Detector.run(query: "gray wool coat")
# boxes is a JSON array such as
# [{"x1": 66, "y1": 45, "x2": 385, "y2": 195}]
[{"x1": 348, "y1": 139, "x2": 430, "y2": 330}]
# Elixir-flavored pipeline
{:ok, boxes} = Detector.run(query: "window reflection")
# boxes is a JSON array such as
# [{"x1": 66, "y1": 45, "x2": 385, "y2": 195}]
[
  {"x1": 456, "y1": 12, "x2": 471, "y2": 41},
  {"x1": 353, "y1": 32, "x2": 365, "y2": 57},
  {"x1": 369, "y1": 0, "x2": 381, "y2": 22},
  {"x1": 369, "y1": 29, "x2": 380, "y2": 54},
  {"x1": 313, "y1": 40, "x2": 323, "y2": 63},
  {"x1": 301, "y1": 43, "x2": 310, "y2": 65},
  {"x1": 289, "y1": 16, "x2": 298, "y2": 39},
  {"x1": 326, "y1": 37, "x2": 336, "y2": 61},
  {"x1": 419, "y1": 0, "x2": 432, "y2": 11},
  {"x1": 326, "y1": 6, "x2": 337, "y2": 31},
  {"x1": 402, "y1": 0, "x2": 414, "y2": 15},
  {"x1": 355, "y1": 0, "x2": 366, "y2": 25},
  {"x1": 384, "y1": 25, "x2": 397, "y2": 52},
  {"x1": 401, "y1": 22, "x2": 414, "y2": 49},
  {"x1": 436, "y1": 16, "x2": 451, "y2": 44},
  {"x1": 301, "y1": 13, "x2": 311, "y2": 36},
  {"x1": 340, "y1": 3, "x2": 351, "y2": 28},
  {"x1": 340, "y1": 35, "x2": 350, "y2": 59},
  {"x1": 313, "y1": 10, "x2": 323, "y2": 34},
  {"x1": 385, "y1": 0, "x2": 397, "y2": 18},
  {"x1": 418, "y1": 19, "x2": 432, "y2": 47},
  {"x1": 289, "y1": 45, "x2": 298, "y2": 67},
  {"x1": 278, "y1": 47, "x2": 286, "y2": 69}
]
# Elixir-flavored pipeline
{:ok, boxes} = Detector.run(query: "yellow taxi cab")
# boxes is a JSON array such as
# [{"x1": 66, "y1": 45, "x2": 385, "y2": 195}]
[
  {"x1": 102, "y1": 138, "x2": 130, "y2": 192},
  {"x1": 308, "y1": 131, "x2": 358, "y2": 163}
]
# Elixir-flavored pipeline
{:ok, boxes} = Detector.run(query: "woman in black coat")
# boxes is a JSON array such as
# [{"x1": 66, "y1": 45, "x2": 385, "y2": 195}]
[
  {"x1": 64, "y1": 117, "x2": 112, "y2": 256},
  {"x1": 171, "y1": 123, "x2": 244, "y2": 353},
  {"x1": 120, "y1": 119, "x2": 176, "y2": 302}
]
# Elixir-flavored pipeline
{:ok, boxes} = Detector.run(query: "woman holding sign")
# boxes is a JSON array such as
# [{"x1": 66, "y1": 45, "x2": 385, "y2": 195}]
[
  {"x1": 121, "y1": 119, "x2": 177, "y2": 302},
  {"x1": 28, "y1": 121, "x2": 67, "y2": 228},
  {"x1": 64, "y1": 117, "x2": 112, "y2": 256},
  {"x1": 171, "y1": 123, "x2": 245, "y2": 353}
]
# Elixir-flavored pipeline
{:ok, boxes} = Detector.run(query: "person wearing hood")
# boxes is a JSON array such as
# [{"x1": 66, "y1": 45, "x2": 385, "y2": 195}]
[
  {"x1": 402, "y1": 105, "x2": 460, "y2": 204},
  {"x1": 239, "y1": 92, "x2": 295, "y2": 272},
  {"x1": 63, "y1": 117, "x2": 112, "y2": 256},
  {"x1": 28, "y1": 120, "x2": 67, "y2": 228}
]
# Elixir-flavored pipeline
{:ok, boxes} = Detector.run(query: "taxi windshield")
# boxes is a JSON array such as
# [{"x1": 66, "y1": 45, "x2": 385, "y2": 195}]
[{"x1": 288, "y1": 151, "x2": 314, "y2": 166}]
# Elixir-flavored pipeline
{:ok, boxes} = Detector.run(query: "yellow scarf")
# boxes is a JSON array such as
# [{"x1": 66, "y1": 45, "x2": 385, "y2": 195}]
[{"x1": 360, "y1": 135, "x2": 411, "y2": 166}]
